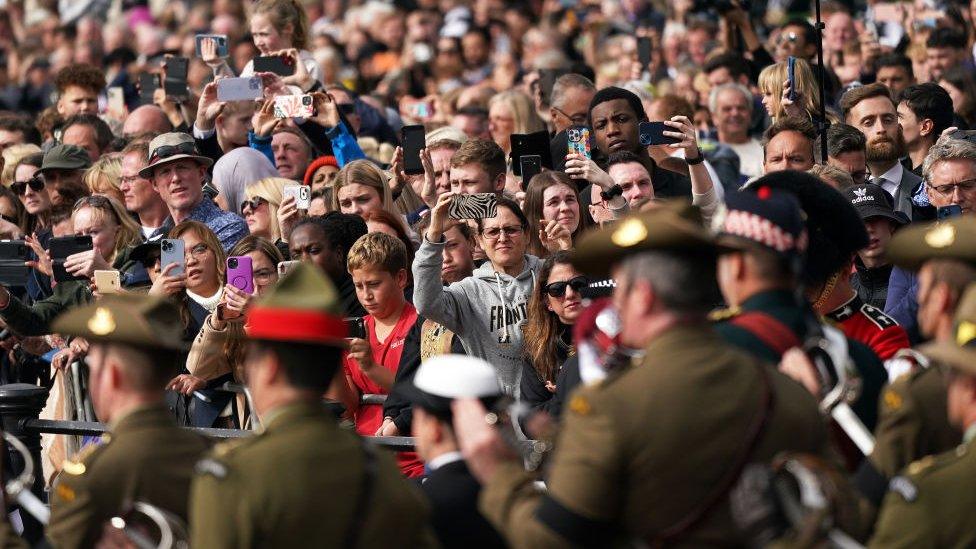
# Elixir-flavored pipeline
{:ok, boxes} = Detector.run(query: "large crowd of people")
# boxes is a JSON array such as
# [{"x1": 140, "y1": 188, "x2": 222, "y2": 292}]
[{"x1": 0, "y1": 0, "x2": 976, "y2": 545}]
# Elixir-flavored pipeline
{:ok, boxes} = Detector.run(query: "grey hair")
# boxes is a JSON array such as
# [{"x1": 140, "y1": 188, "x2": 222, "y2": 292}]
[
  {"x1": 708, "y1": 83, "x2": 754, "y2": 115},
  {"x1": 922, "y1": 134, "x2": 976, "y2": 183},
  {"x1": 809, "y1": 164, "x2": 854, "y2": 190},
  {"x1": 550, "y1": 73, "x2": 597, "y2": 110},
  {"x1": 618, "y1": 250, "x2": 717, "y2": 316}
]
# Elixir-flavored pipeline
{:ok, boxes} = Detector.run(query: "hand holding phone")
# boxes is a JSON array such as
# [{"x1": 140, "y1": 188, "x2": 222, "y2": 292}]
[
  {"x1": 638, "y1": 121, "x2": 682, "y2": 146},
  {"x1": 94, "y1": 270, "x2": 121, "y2": 294},
  {"x1": 160, "y1": 239, "x2": 185, "y2": 276},
  {"x1": 273, "y1": 94, "x2": 315, "y2": 118},
  {"x1": 401, "y1": 125, "x2": 426, "y2": 176},
  {"x1": 195, "y1": 34, "x2": 229, "y2": 59},
  {"x1": 345, "y1": 316, "x2": 367, "y2": 339},
  {"x1": 283, "y1": 185, "x2": 311, "y2": 209},
  {"x1": 786, "y1": 56, "x2": 797, "y2": 102},
  {"x1": 226, "y1": 256, "x2": 254, "y2": 294},
  {"x1": 253, "y1": 55, "x2": 296, "y2": 77}
]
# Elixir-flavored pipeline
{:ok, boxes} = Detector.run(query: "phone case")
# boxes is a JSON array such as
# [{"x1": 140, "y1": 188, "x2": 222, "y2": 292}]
[
  {"x1": 226, "y1": 256, "x2": 254, "y2": 294},
  {"x1": 510, "y1": 131, "x2": 553, "y2": 176},
  {"x1": 253, "y1": 55, "x2": 295, "y2": 77},
  {"x1": 401, "y1": 125, "x2": 426, "y2": 175},
  {"x1": 195, "y1": 34, "x2": 229, "y2": 58},
  {"x1": 283, "y1": 185, "x2": 311, "y2": 209},
  {"x1": 787, "y1": 57, "x2": 796, "y2": 101},
  {"x1": 139, "y1": 74, "x2": 159, "y2": 104},
  {"x1": 94, "y1": 270, "x2": 121, "y2": 294},
  {"x1": 344, "y1": 317, "x2": 367, "y2": 339},
  {"x1": 164, "y1": 58, "x2": 189, "y2": 99},
  {"x1": 50, "y1": 236, "x2": 93, "y2": 283},
  {"x1": 273, "y1": 95, "x2": 315, "y2": 119},
  {"x1": 216, "y1": 77, "x2": 263, "y2": 102},
  {"x1": 566, "y1": 127, "x2": 591, "y2": 158},
  {"x1": 520, "y1": 155, "x2": 542, "y2": 190},
  {"x1": 448, "y1": 193, "x2": 498, "y2": 220},
  {"x1": 0, "y1": 241, "x2": 29, "y2": 287},
  {"x1": 160, "y1": 239, "x2": 185, "y2": 276},
  {"x1": 638, "y1": 121, "x2": 681, "y2": 146}
]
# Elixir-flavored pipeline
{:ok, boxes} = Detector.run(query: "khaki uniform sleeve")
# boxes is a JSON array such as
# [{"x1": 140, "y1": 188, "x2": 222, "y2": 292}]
[
  {"x1": 46, "y1": 470, "x2": 100, "y2": 549},
  {"x1": 869, "y1": 380, "x2": 920, "y2": 479},
  {"x1": 189, "y1": 463, "x2": 252, "y2": 549},
  {"x1": 479, "y1": 388, "x2": 621, "y2": 548},
  {"x1": 868, "y1": 480, "x2": 935, "y2": 549}
]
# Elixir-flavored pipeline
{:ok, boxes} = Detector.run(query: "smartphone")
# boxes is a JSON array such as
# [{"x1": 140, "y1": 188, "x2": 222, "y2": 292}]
[
  {"x1": 401, "y1": 124, "x2": 426, "y2": 175},
  {"x1": 164, "y1": 57, "x2": 189, "y2": 101},
  {"x1": 786, "y1": 56, "x2": 797, "y2": 102},
  {"x1": 637, "y1": 37, "x2": 653, "y2": 70},
  {"x1": 566, "y1": 126, "x2": 591, "y2": 159},
  {"x1": 138, "y1": 73, "x2": 160, "y2": 105},
  {"x1": 449, "y1": 193, "x2": 498, "y2": 220},
  {"x1": 520, "y1": 155, "x2": 542, "y2": 190},
  {"x1": 872, "y1": 3, "x2": 901, "y2": 22},
  {"x1": 283, "y1": 184, "x2": 311, "y2": 209},
  {"x1": 0, "y1": 240, "x2": 29, "y2": 287},
  {"x1": 253, "y1": 55, "x2": 295, "y2": 77},
  {"x1": 195, "y1": 34, "x2": 229, "y2": 58},
  {"x1": 216, "y1": 77, "x2": 263, "y2": 102},
  {"x1": 638, "y1": 121, "x2": 681, "y2": 146},
  {"x1": 94, "y1": 270, "x2": 121, "y2": 294},
  {"x1": 277, "y1": 259, "x2": 300, "y2": 277},
  {"x1": 107, "y1": 87, "x2": 125, "y2": 114},
  {"x1": 510, "y1": 131, "x2": 553, "y2": 176},
  {"x1": 50, "y1": 235, "x2": 93, "y2": 283},
  {"x1": 160, "y1": 238, "x2": 185, "y2": 276},
  {"x1": 345, "y1": 316, "x2": 367, "y2": 339},
  {"x1": 226, "y1": 256, "x2": 254, "y2": 294},
  {"x1": 273, "y1": 94, "x2": 315, "y2": 118},
  {"x1": 937, "y1": 205, "x2": 963, "y2": 220}
]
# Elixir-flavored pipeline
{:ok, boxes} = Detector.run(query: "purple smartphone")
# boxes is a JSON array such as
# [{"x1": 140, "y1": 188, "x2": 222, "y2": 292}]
[{"x1": 226, "y1": 256, "x2": 254, "y2": 294}]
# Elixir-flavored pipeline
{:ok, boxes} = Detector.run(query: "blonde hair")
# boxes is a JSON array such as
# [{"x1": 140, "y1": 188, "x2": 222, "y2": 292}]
[
  {"x1": 84, "y1": 153, "x2": 124, "y2": 203},
  {"x1": 245, "y1": 177, "x2": 290, "y2": 241},
  {"x1": 72, "y1": 195, "x2": 142, "y2": 263},
  {"x1": 347, "y1": 231, "x2": 408, "y2": 276},
  {"x1": 809, "y1": 164, "x2": 854, "y2": 190},
  {"x1": 758, "y1": 58, "x2": 821, "y2": 121},
  {"x1": 331, "y1": 159, "x2": 396, "y2": 215},
  {"x1": 488, "y1": 90, "x2": 546, "y2": 136},
  {"x1": 251, "y1": 0, "x2": 309, "y2": 50},
  {"x1": 1, "y1": 144, "x2": 42, "y2": 187}
]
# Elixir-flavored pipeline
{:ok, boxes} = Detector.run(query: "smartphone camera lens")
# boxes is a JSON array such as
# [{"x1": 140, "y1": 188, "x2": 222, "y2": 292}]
[
  {"x1": 228, "y1": 258, "x2": 238, "y2": 268},
  {"x1": 302, "y1": 95, "x2": 312, "y2": 106},
  {"x1": 162, "y1": 241, "x2": 172, "y2": 252}
]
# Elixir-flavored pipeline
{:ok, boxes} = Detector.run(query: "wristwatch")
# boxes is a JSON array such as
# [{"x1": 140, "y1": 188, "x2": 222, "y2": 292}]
[{"x1": 686, "y1": 148, "x2": 705, "y2": 165}]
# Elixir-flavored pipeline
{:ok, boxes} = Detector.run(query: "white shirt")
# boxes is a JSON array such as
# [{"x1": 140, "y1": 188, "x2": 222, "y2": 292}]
[
  {"x1": 724, "y1": 139, "x2": 764, "y2": 180},
  {"x1": 426, "y1": 451, "x2": 464, "y2": 472},
  {"x1": 874, "y1": 162, "x2": 904, "y2": 198}
]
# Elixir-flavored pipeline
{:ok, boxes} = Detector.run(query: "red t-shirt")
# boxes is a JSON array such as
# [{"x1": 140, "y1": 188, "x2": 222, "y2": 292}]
[{"x1": 343, "y1": 303, "x2": 424, "y2": 477}]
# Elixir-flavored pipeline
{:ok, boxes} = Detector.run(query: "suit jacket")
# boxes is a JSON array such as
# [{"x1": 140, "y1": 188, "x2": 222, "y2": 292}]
[
  {"x1": 890, "y1": 168, "x2": 923, "y2": 221},
  {"x1": 422, "y1": 459, "x2": 507, "y2": 548}
]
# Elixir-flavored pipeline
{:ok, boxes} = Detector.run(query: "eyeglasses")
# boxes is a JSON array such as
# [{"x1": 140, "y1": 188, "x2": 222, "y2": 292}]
[
  {"x1": 254, "y1": 268, "x2": 277, "y2": 282},
  {"x1": 552, "y1": 106, "x2": 588, "y2": 126},
  {"x1": 119, "y1": 174, "x2": 145, "y2": 185},
  {"x1": 544, "y1": 275, "x2": 589, "y2": 298},
  {"x1": 337, "y1": 103, "x2": 356, "y2": 116},
  {"x1": 481, "y1": 225, "x2": 524, "y2": 240},
  {"x1": 240, "y1": 197, "x2": 268, "y2": 213},
  {"x1": 928, "y1": 179, "x2": 976, "y2": 197},
  {"x1": 11, "y1": 176, "x2": 45, "y2": 196},
  {"x1": 148, "y1": 141, "x2": 197, "y2": 164},
  {"x1": 187, "y1": 243, "x2": 211, "y2": 259}
]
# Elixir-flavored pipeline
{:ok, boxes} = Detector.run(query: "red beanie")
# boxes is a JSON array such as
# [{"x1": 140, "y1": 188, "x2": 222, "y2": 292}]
[{"x1": 303, "y1": 156, "x2": 339, "y2": 186}]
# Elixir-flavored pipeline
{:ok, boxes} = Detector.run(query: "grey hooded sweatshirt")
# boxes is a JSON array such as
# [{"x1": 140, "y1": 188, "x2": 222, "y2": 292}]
[{"x1": 413, "y1": 237, "x2": 542, "y2": 395}]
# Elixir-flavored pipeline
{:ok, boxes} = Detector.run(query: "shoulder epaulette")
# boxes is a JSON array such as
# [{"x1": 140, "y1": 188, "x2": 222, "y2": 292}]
[{"x1": 860, "y1": 303, "x2": 899, "y2": 330}]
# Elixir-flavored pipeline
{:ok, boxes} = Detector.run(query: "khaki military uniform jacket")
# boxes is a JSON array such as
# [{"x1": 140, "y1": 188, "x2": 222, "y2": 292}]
[
  {"x1": 46, "y1": 404, "x2": 209, "y2": 549},
  {"x1": 869, "y1": 430, "x2": 976, "y2": 548},
  {"x1": 189, "y1": 401, "x2": 436, "y2": 548},
  {"x1": 480, "y1": 325, "x2": 830, "y2": 547}
]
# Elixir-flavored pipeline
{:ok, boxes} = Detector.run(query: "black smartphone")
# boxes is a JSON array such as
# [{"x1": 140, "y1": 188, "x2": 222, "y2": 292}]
[
  {"x1": 637, "y1": 37, "x2": 653, "y2": 70},
  {"x1": 253, "y1": 55, "x2": 295, "y2": 77},
  {"x1": 139, "y1": 73, "x2": 160, "y2": 105},
  {"x1": 164, "y1": 57, "x2": 189, "y2": 100},
  {"x1": 0, "y1": 240, "x2": 29, "y2": 287},
  {"x1": 520, "y1": 155, "x2": 542, "y2": 191},
  {"x1": 345, "y1": 316, "x2": 366, "y2": 339},
  {"x1": 538, "y1": 68, "x2": 569, "y2": 105},
  {"x1": 401, "y1": 125, "x2": 426, "y2": 176},
  {"x1": 510, "y1": 131, "x2": 553, "y2": 176},
  {"x1": 787, "y1": 56, "x2": 797, "y2": 102},
  {"x1": 50, "y1": 235, "x2": 93, "y2": 283},
  {"x1": 638, "y1": 121, "x2": 682, "y2": 146},
  {"x1": 937, "y1": 204, "x2": 963, "y2": 220}
]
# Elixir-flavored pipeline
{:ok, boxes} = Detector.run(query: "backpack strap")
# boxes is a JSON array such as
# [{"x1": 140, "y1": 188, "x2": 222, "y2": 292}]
[{"x1": 730, "y1": 311, "x2": 802, "y2": 357}]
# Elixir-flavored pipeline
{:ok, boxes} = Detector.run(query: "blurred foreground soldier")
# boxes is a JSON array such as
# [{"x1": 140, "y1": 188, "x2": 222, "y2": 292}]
[
  {"x1": 46, "y1": 295, "x2": 208, "y2": 549},
  {"x1": 403, "y1": 354, "x2": 507, "y2": 548},
  {"x1": 868, "y1": 285, "x2": 976, "y2": 548},
  {"x1": 189, "y1": 263, "x2": 433, "y2": 547},
  {"x1": 452, "y1": 208, "x2": 833, "y2": 546},
  {"x1": 854, "y1": 217, "x2": 976, "y2": 509}
]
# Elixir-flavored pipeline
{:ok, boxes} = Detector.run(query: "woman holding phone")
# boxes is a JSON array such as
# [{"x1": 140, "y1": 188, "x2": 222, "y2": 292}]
[{"x1": 522, "y1": 171, "x2": 588, "y2": 258}]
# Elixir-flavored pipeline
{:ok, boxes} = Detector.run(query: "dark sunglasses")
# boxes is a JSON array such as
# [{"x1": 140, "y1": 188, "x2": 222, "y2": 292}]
[
  {"x1": 149, "y1": 142, "x2": 197, "y2": 163},
  {"x1": 544, "y1": 276, "x2": 588, "y2": 298},
  {"x1": 240, "y1": 197, "x2": 268, "y2": 213},
  {"x1": 337, "y1": 103, "x2": 356, "y2": 115},
  {"x1": 11, "y1": 176, "x2": 45, "y2": 196}
]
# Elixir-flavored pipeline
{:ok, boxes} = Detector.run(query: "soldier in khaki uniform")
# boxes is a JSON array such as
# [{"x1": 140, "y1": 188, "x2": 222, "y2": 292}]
[
  {"x1": 451, "y1": 208, "x2": 839, "y2": 547},
  {"x1": 188, "y1": 263, "x2": 434, "y2": 548},
  {"x1": 854, "y1": 217, "x2": 976, "y2": 508},
  {"x1": 45, "y1": 294, "x2": 209, "y2": 548},
  {"x1": 869, "y1": 285, "x2": 976, "y2": 548}
]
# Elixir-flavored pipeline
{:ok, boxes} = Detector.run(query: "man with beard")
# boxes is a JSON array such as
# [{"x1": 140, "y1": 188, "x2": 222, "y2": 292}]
[{"x1": 841, "y1": 83, "x2": 924, "y2": 221}]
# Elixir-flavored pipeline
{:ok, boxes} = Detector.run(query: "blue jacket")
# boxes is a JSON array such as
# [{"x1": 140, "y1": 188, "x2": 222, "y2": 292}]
[{"x1": 884, "y1": 266, "x2": 920, "y2": 344}]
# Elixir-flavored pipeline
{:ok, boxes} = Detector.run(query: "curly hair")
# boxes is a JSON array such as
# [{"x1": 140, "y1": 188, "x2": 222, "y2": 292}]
[
  {"x1": 292, "y1": 212, "x2": 368, "y2": 270},
  {"x1": 53, "y1": 64, "x2": 106, "y2": 95}
]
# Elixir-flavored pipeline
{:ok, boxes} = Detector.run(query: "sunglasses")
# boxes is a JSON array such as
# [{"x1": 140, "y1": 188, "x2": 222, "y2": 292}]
[
  {"x1": 149, "y1": 142, "x2": 197, "y2": 164},
  {"x1": 11, "y1": 176, "x2": 45, "y2": 196},
  {"x1": 241, "y1": 197, "x2": 268, "y2": 213},
  {"x1": 337, "y1": 103, "x2": 356, "y2": 115},
  {"x1": 544, "y1": 275, "x2": 588, "y2": 298}
]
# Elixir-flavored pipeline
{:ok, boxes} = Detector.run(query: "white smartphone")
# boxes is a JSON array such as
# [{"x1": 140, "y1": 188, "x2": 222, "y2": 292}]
[
  {"x1": 216, "y1": 77, "x2": 263, "y2": 102},
  {"x1": 107, "y1": 87, "x2": 125, "y2": 114},
  {"x1": 283, "y1": 185, "x2": 311, "y2": 209},
  {"x1": 160, "y1": 239, "x2": 185, "y2": 276}
]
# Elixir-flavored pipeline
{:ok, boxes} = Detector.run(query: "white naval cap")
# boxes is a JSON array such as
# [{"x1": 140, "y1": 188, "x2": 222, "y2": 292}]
[{"x1": 413, "y1": 354, "x2": 501, "y2": 399}]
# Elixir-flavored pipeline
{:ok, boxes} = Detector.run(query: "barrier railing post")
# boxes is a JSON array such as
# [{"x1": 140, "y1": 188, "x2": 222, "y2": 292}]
[{"x1": 0, "y1": 383, "x2": 49, "y2": 543}]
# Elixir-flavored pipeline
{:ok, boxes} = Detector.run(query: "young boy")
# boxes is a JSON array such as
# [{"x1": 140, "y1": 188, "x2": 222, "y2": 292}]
[{"x1": 329, "y1": 232, "x2": 423, "y2": 477}]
